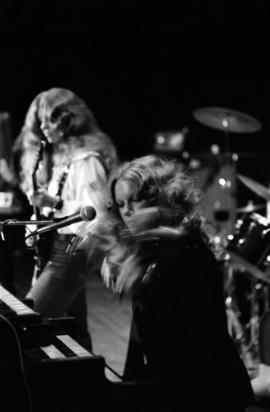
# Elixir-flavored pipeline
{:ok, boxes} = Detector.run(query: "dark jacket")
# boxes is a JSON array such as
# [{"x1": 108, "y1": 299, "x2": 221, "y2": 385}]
[{"x1": 124, "y1": 231, "x2": 255, "y2": 411}]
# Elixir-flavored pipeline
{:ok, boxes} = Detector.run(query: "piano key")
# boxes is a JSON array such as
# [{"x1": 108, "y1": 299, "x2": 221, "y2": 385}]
[
  {"x1": 40, "y1": 344, "x2": 66, "y2": 359},
  {"x1": 56, "y1": 334, "x2": 93, "y2": 358}
]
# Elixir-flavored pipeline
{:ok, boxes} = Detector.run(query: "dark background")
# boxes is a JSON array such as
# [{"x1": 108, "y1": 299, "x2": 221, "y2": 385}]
[
  {"x1": 0, "y1": 2, "x2": 269, "y2": 180},
  {"x1": 0, "y1": 2, "x2": 269, "y2": 296}
]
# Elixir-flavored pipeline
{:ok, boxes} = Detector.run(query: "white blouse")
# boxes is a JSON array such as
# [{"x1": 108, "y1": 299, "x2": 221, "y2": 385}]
[{"x1": 44, "y1": 149, "x2": 107, "y2": 235}]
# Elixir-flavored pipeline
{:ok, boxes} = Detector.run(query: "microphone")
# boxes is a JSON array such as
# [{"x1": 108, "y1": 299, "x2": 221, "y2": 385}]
[{"x1": 27, "y1": 206, "x2": 96, "y2": 237}]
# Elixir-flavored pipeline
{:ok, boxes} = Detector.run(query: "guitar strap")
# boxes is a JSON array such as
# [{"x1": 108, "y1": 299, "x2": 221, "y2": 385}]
[{"x1": 55, "y1": 164, "x2": 70, "y2": 199}]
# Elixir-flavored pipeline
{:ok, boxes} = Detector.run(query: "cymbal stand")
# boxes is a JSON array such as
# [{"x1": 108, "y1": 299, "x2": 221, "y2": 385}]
[
  {"x1": 242, "y1": 277, "x2": 269, "y2": 378},
  {"x1": 223, "y1": 256, "x2": 256, "y2": 371},
  {"x1": 249, "y1": 279, "x2": 270, "y2": 343},
  {"x1": 224, "y1": 257, "x2": 247, "y2": 351},
  {"x1": 215, "y1": 119, "x2": 237, "y2": 248}
]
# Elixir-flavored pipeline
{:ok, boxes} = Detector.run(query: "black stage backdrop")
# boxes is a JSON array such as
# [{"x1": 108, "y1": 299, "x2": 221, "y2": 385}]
[{"x1": 0, "y1": 2, "x2": 269, "y2": 167}]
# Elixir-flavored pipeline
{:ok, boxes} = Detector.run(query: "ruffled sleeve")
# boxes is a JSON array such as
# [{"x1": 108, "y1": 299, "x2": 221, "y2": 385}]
[{"x1": 51, "y1": 151, "x2": 108, "y2": 234}]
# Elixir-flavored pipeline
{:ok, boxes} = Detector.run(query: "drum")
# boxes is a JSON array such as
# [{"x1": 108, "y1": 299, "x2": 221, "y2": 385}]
[{"x1": 226, "y1": 213, "x2": 270, "y2": 284}]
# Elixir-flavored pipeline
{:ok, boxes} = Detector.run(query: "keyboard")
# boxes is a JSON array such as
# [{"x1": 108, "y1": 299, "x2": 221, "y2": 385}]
[
  {"x1": 0, "y1": 284, "x2": 108, "y2": 412},
  {"x1": 0, "y1": 284, "x2": 40, "y2": 323}
]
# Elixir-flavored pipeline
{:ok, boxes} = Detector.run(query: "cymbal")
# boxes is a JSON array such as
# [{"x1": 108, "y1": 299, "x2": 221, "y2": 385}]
[
  {"x1": 193, "y1": 106, "x2": 262, "y2": 133},
  {"x1": 238, "y1": 174, "x2": 270, "y2": 201},
  {"x1": 236, "y1": 202, "x2": 265, "y2": 214}
]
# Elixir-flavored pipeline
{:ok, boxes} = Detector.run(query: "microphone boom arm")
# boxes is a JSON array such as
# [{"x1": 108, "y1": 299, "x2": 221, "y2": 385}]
[
  {"x1": 24, "y1": 206, "x2": 96, "y2": 240},
  {"x1": 0, "y1": 220, "x2": 55, "y2": 226}
]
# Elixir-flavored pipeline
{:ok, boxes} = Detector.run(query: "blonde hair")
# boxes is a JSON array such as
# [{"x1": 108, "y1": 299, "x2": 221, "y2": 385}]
[
  {"x1": 109, "y1": 154, "x2": 201, "y2": 225},
  {"x1": 92, "y1": 155, "x2": 207, "y2": 295},
  {"x1": 13, "y1": 88, "x2": 118, "y2": 191}
]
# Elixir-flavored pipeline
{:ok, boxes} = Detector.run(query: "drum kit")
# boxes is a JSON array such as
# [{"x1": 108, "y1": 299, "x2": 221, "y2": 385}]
[{"x1": 193, "y1": 106, "x2": 269, "y2": 372}]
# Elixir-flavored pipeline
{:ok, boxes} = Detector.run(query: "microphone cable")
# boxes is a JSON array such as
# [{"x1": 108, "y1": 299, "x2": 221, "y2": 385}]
[{"x1": 0, "y1": 314, "x2": 34, "y2": 412}]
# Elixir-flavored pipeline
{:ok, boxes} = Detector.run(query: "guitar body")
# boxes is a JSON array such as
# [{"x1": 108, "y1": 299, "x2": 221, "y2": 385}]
[
  {"x1": 30, "y1": 144, "x2": 70, "y2": 279},
  {"x1": 32, "y1": 229, "x2": 54, "y2": 273}
]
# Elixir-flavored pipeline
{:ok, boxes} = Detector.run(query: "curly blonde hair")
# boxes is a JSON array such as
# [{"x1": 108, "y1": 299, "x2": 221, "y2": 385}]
[
  {"x1": 109, "y1": 154, "x2": 201, "y2": 226},
  {"x1": 91, "y1": 155, "x2": 209, "y2": 295}
]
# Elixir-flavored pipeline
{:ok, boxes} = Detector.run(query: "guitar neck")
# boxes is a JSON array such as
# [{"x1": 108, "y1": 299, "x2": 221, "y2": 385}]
[
  {"x1": 32, "y1": 204, "x2": 41, "y2": 220},
  {"x1": 31, "y1": 176, "x2": 42, "y2": 220},
  {"x1": 31, "y1": 140, "x2": 46, "y2": 220}
]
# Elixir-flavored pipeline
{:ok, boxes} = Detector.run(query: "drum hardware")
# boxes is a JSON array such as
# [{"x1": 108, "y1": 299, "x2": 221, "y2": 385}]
[
  {"x1": 227, "y1": 253, "x2": 270, "y2": 285},
  {"x1": 224, "y1": 258, "x2": 265, "y2": 372},
  {"x1": 238, "y1": 174, "x2": 270, "y2": 201},
  {"x1": 249, "y1": 280, "x2": 260, "y2": 345},
  {"x1": 226, "y1": 213, "x2": 270, "y2": 285},
  {"x1": 192, "y1": 107, "x2": 256, "y2": 247},
  {"x1": 153, "y1": 128, "x2": 189, "y2": 153},
  {"x1": 193, "y1": 107, "x2": 262, "y2": 134},
  {"x1": 225, "y1": 285, "x2": 255, "y2": 369},
  {"x1": 193, "y1": 106, "x2": 265, "y2": 369},
  {"x1": 226, "y1": 301, "x2": 246, "y2": 343},
  {"x1": 244, "y1": 278, "x2": 268, "y2": 370},
  {"x1": 236, "y1": 201, "x2": 265, "y2": 214},
  {"x1": 224, "y1": 210, "x2": 270, "y2": 374}
]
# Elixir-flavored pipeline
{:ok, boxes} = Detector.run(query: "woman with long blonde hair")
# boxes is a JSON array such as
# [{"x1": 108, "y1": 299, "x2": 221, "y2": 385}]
[
  {"x1": 80, "y1": 154, "x2": 254, "y2": 411},
  {"x1": 15, "y1": 87, "x2": 118, "y2": 350}
]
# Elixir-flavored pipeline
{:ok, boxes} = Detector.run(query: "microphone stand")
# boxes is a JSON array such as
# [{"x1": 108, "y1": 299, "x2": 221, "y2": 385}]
[
  {"x1": 0, "y1": 219, "x2": 54, "y2": 226},
  {"x1": 0, "y1": 218, "x2": 55, "y2": 284}
]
